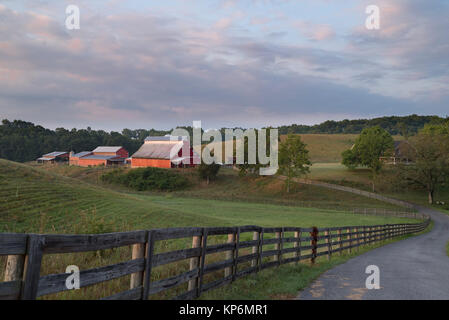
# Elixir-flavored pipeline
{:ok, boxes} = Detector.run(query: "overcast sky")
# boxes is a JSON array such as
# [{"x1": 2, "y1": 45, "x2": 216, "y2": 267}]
[{"x1": 0, "y1": 0, "x2": 448, "y2": 131}]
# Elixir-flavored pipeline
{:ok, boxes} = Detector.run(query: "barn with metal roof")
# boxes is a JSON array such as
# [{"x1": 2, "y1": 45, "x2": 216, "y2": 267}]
[
  {"x1": 36, "y1": 151, "x2": 69, "y2": 164},
  {"x1": 73, "y1": 146, "x2": 129, "y2": 167},
  {"x1": 131, "y1": 136, "x2": 199, "y2": 168}
]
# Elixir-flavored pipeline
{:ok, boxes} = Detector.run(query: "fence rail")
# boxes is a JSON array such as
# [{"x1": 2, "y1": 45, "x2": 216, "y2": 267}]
[
  {"x1": 292, "y1": 177, "x2": 415, "y2": 209},
  {"x1": 0, "y1": 215, "x2": 430, "y2": 300},
  {"x1": 351, "y1": 208, "x2": 425, "y2": 219}
]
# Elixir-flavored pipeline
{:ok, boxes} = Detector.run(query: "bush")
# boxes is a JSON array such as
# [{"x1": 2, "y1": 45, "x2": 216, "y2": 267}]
[{"x1": 101, "y1": 167, "x2": 188, "y2": 191}]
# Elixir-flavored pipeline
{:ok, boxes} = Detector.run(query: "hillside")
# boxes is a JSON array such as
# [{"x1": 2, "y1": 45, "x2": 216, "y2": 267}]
[
  {"x1": 281, "y1": 134, "x2": 357, "y2": 163},
  {"x1": 31, "y1": 162, "x2": 404, "y2": 213},
  {"x1": 0, "y1": 159, "x2": 419, "y2": 299}
]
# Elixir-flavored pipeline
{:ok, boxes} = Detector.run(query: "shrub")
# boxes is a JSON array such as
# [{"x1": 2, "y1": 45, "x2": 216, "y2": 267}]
[{"x1": 101, "y1": 167, "x2": 188, "y2": 191}]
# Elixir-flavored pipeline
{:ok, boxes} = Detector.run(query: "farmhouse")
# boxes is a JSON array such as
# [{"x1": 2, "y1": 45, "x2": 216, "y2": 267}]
[
  {"x1": 76, "y1": 146, "x2": 129, "y2": 167},
  {"x1": 380, "y1": 141, "x2": 412, "y2": 164},
  {"x1": 131, "y1": 136, "x2": 200, "y2": 168},
  {"x1": 36, "y1": 151, "x2": 69, "y2": 164}
]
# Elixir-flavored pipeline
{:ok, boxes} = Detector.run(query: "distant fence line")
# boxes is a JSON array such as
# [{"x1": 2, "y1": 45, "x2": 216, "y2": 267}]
[
  {"x1": 0, "y1": 214, "x2": 430, "y2": 300},
  {"x1": 288, "y1": 177, "x2": 415, "y2": 209},
  {"x1": 351, "y1": 208, "x2": 425, "y2": 219}
]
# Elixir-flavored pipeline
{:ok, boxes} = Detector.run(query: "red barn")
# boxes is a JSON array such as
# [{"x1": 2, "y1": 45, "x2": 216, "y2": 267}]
[
  {"x1": 77, "y1": 146, "x2": 128, "y2": 167},
  {"x1": 131, "y1": 136, "x2": 199, "y2": 168}
]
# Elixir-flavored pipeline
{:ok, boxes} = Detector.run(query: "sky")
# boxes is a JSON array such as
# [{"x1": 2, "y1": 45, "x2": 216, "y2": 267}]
[{"x1": 0, "y1": 0, "x2": 448, "y2": 131}]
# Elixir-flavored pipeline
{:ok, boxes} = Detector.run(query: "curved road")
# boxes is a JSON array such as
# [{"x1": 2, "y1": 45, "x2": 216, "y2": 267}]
[{"x1": 298, "y1": 205, "x2": 449, "y2": 300}]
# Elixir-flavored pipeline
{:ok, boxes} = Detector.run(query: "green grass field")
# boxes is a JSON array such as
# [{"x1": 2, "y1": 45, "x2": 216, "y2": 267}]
[
  {"x1": 0, "y1": 158, "x2": 422, "y2": 299},
  {"x1": 280, "y1": 134, "x2": 404, "y2": 163},
  {"x1": 32, "y1": 162, "x2": 403, "y2": 212},
  {"x1": 307, "y1": 162, "x2": 449, "y2": 210},
  {"x1": 283, "y1": 134, "x2": 358, "y2": 163},
  {"x1": 2, "y1": 160, "x2": 410, "y2": 233}
]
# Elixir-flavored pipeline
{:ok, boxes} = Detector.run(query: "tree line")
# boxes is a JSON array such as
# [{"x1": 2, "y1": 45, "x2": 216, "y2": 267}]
[
  {"x1": 0, "y1": 119, "x2": 172, "y2": 162},
  {"x1": 277, "y1": 115, "x2": 446, "y2": 135}
]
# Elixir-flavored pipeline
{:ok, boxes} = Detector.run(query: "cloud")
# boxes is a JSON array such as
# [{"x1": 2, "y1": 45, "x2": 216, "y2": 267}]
[
  {"x1": 294, "y1": 21, "x2": 336, "y2": 41},
  {"x1": 0, "y1": 1, "x2": 447, "y2": 131}
]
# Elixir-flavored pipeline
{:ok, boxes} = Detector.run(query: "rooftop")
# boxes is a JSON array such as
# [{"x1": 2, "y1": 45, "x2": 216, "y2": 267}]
[
  {"x1": 92, "y1": 146, "x2": 123, "y2": 153},
  {"x1": 80, "y1": 155, "x2": 122, "y2": 160},
  {"x1": 145, "y1": 135, "x2": 188, "y2": 142},
  {"x1": 42, "y1": 151, "x2": 68, "y2": 158},
  {"x1": 71, "y1": 151, "x2": 92, "y2": 158},
  {"x1": 132, "y1": 141, "x2": 193, "y2": 159}
]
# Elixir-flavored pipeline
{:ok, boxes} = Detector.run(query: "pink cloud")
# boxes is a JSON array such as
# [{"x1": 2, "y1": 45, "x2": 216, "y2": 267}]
[{"x1": 294, "y1": 21, "x2": 336, "y2": 41}]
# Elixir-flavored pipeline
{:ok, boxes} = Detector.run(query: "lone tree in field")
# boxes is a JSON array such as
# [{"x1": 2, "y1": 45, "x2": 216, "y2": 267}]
[
  {"x1": 278, "y1": 134, "x2": 311, "y2": 193},
  {"x1": 198, "y1": 161, "x2": 221, "y2": 185},
  {"x1": 341, "y1": 126, "x2": 394, "y2": 192},
  {"x1": 397, "y1": 122, "x2": 449, "y2": 204}
]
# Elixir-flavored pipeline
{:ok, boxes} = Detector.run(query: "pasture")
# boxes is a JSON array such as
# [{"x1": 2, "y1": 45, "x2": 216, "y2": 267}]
[{"x1": 0, "y1": 158, "x2": 420, "y2": 299}]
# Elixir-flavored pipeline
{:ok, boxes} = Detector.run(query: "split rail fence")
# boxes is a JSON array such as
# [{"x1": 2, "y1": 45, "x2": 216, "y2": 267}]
[{"x1": 0, "y1": 216, "x2": 429, "y2": 300}]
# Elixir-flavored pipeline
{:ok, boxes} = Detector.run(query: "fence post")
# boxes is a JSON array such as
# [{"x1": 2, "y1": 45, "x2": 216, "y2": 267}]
[
  {"x1": 258, "y1": 229, "x2": 264, "y2": 272},
  {"x1": 251, "y1": 231, "x2": 260, "y2": 268},
  {"x1": 324, "y1": 229, "x2": 331, "y2": 261},
  {"x1": 367, "y1": 227, "x2": 371, "y2": 245},
  {"x1": 197, "y1": 229, "x2": 208, "y2": 297},
  {"x1": 362, "y1": 226, "x2": 366, "y2": 246},
  {"x1": 4, "y1": 255, "x2": 25, "y2": 282},
  {"x1": 232, "y1": 228, "x2": 240, "y2": 281},
  {"x1": 130, "y1": 243, "x2": 145, "y2": 290},
  {"x1": 274, "y1": 231, "x2": 282, "y2": 264},
  {"x1": 310, "y1": 227, "x2": 318, "y2": 264},
  {"x1": 142, "y1": 231, "x2": 155, "y2": 300},
  {"x1": 293, "y1": 229, "x2": 301, "y2": 264},
  {"x1": 224, "y1": 231, "x2": 236, "y2": 278},
  {"x1": 354, "y1": 227, "x2": 359, "y2": 250},
  {"x1": 21, "y1": 235, "x2": 45, "y2": 300},
  {"x1": 188, "y1": 234, "x2": 202, "y2": 292},
  {"x1": 337, "y1": 229, "x2": 342, "y2": 255},
  {"x1": 347, "y1": 228, "x2": 351, "y2": 254}
]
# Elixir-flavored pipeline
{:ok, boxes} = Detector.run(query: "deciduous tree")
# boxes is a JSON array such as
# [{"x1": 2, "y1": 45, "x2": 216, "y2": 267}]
[
  {"x1": 341, "y1": 126, "x2": 394, "y2": 191},
  {"x1": 277, "y1": 134, "x2": 311, "y2": 193},
  {"x1": 397, "y1": 125, "x2": 449, "y2": 204}
]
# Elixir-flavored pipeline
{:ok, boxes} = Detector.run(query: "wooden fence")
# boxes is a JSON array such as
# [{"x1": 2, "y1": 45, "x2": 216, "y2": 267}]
[
  {"x1": 351, "y1": 208, "x2": 425, "y2": 219},
  {"x1": 0, "y1": 217, "x2": 430, "y2": 300},
  {"x1": 292, "y1": 177, "x2": 415, "y2": 209}
]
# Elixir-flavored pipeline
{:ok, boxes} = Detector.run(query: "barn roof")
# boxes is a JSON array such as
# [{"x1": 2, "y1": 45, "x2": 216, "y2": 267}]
[
  {"x1": 145, "y1": 136, "x2": 187, "y2": 142},
  {"x1": 132, "y1": 141, "x2": 186, "y2": 159},
  {"x1": 42, "y1": 151, "x2": 68, "y2": 157},
  {"x1": 71, "y1": 151, "x2": 92, "y2": 158},
  {"x1": 92, "y1": 146, "x2": 123, "y2": 153},
  {"x1": 80, "y1": 155, "x2": 121, "y2": 160}
]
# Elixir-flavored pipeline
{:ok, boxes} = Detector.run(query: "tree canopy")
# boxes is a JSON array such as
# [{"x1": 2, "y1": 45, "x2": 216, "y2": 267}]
[
  {"x1": 341, "y1": 126, "x2": 394, "y2": 191},
  {"x1": 278, "y1": 115, "x2": 446, "y2": 135},
  {"x1": 277, "y1": 134, "x2": 311, "y2": 193},
  {"x1": 0, "y1": 119, "x2": 171, "y2": 162},
  {"x1": 397, "y1": 124, "x2": 449, "y2": 204}
]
